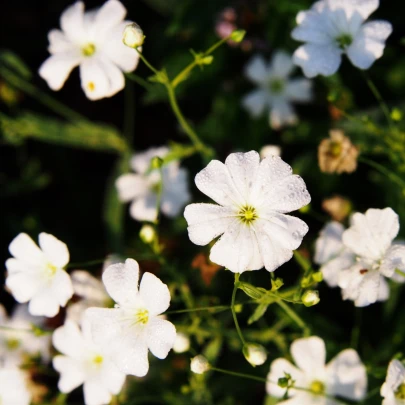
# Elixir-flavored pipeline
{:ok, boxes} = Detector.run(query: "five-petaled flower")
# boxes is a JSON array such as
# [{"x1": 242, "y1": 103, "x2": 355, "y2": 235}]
[
  {"x1": 381, "y1": 359, "x2": 405, "y2": 405},
  {"x1": 5, "y1": 233, "x2": 73, "y2": 317},
  {"x1": 85, "y1": 258, "x2": 176, "y2": 377},
  {"x1": 184, "y1": 151, "x2": 311, "y2": 273},
  {"x1": 291, "y1": 0, "x2": 392, "y2": 77},
  {"x1": 39, "y1": 0, "x2": 140, "y2": 100}
]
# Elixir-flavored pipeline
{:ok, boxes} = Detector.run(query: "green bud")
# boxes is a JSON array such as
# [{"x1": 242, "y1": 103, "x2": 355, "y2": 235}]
[
  {"x1": 198, "y1": 55, "x2": 214, "y2": 65},
  {"x1": 312, "y1": 271, "x2": 323, "y2": 283},
  {"x1": 271, "y1": 278, "x2": 284, "y2": 291},
  {"x1": 302, "y1": 290, "x2": 320, "y2": 307},
  {"x1": 278, "y1": 377, "x2": 289, "y2": 388},
  {"x1": 230, "y1": 29, "x2": 246, "y2": 43},
  {"x1": 151, "y1": 156, "x2": 163, "y2": 169},
  {"x1": 239, "y1": 282, "x2": 264, "y2": 300},
  {"x1": 123, "y1": 23, "x2": 145, "y2": 48},
  {"x1": 243, "y1": 343, "x2": 267, "y2": 367},
  {"x1": 299, "y1": 204, "x2": 310, "y2": 214},
  {"x1": 391, "y1": 108, "x2": 403, "y2": 122}
]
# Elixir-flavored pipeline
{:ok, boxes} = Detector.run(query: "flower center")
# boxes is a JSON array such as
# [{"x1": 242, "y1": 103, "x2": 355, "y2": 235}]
[
  {"x1": 87, "y1": 82, "x2": 95, "y2": 92},
  {"x1": 310, "y1": 380, "x2": 325, "y2": 395},
  {"x1": 44, "y1": 262, "x2": 58, "y2": 277},
  {"x1": 82, "y1": 43, "x2": 96, "y2": 57},
  {"x1": 336, "y1": 34, "x2": 353, "y2": 49},
  {"x1": 92, "y1": 354, "x2": 104, "y2": 368},
  {"x1": 328, "y1": 141, "x2": 342, "y2": 157},
  {"x1": 238, "y1": 205, "x2": 258, "y2": 225},
  {"x1": 6, "y1": 338, "x2": 21, "y2": 350},
  {"x1": 135, "y1": 309, "x2": 149, "y2": 325},
  {"x1": 268, "y1": 78, "x2": 285, "y2": 94},
  {"x1": 396, "y1": 383, "x2": 405, "y2": 399}
]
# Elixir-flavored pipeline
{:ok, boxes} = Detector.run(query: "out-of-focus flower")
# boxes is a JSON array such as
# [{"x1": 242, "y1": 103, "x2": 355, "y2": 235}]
[
  {"x1": 5, "y1": 233, "x2": 73, "y2": 317},
  {"x1": 215, "y1": 8, "x2": 238, "y2": 46},
  {"x1": 242, "y1": 51, "x2": 313, "y2": 130},
  {"x1": 0, "y1": 304, "x2": 51, "y2": 367},
  {"x1": 173, "y1": 332, "x2": 190, "y2": 354},
  {"x1": 291, "y1": 0, "x2": 392, "y2": 77},
  {"x1": 85, "y1": 258, "x2": 176, "y2": 377},
  {"x1": 53, "y1": 319, "x2": 125, "y2": 405},
  {"x1": 391, "y1": 241, "x2": 405, "y2": 284},
  {"x1": 0, "y1": 81, "x2": 22, "y2": 106},
  {"x1": 39, "y1": 0, "x2": 140, "y2": 100},
  {"x1": 322, "y1": 195, "x2": 352, "y2": 221},
  {"x1": 267, "y1": 336, "x2": 367, "y2": 404},
  {"x1": 139, "y1": 224, "x2": 156, "y2": 244},
  {"x1": 116, "y1": 146, "x2": 191, "y2": 222},
  {"x1": 243, "y1": 343, "x2": 267, "y2": 367},
  {"x1": 0, "y1": 366, "x2": 31, "y2": 405},
  {"x1": 381, "y1": 359, "x2": 405, "y2": 405},
  {"x1": 191, "y1": 253, "x2": 221, "y2": 286},
  {"x1": 122, "y1": 23, "x2": 145, "y2": 48},
  {"x1": 184, "y1": 151, "x2": 311, "y2": 273},
  {"x1": 318, "y1": 130, "x2": 359, "y2": 174},
  {"x1": 260, "y1": 145, "x2": 282, "y2": 159},
  {"x1": 190, "y1": 355, "x2": 210, "y2": 374}
]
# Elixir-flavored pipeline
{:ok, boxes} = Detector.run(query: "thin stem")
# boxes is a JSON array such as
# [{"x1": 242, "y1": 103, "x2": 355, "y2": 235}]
[
  {"x1": 210, "y1": 366, "x2": 267, "y2": 383},
  {"x1": 125, "y1": 73, "x2": 151, "y2": 90},
  {"x1": 351, "y1": 308, "x2": 362, "y2": 350},
  {"x1": 134, "y1": 48, "x2": 159, "y2": 75},
  {"x1": 276, "y1": 300, "x2": 310, "y2": 337},
  {"x1": 231, "y1": 273, "x2": 246, "y2": 346},
  {"x1": 166, "y1": 305, "x2": 231, "y2": 315}
]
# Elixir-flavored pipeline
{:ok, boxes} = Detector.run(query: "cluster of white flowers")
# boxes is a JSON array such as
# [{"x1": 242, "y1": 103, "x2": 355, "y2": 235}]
[{"x1": 315, "y1": 208, "x2": 405, "y2": 306}]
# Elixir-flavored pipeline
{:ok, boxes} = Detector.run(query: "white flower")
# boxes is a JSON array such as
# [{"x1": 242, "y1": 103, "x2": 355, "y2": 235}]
[
  {"x1": 0, "y1": 366, "x2": 31, "y2": 405},
  {"x1": 116, "y1": 146, "x2": 191, "y2": 222},
  {"x1": 184, "y1": 151, "x2": 311, "y2": 273},
  {"x1": 381, "y1": 359, "x2": 405, "y2": 405},
  {"x1": 0, "y1": 304, "x2": 51, "y2": 367},
  {"x1": 66, "y1": 270, "x2": 111, "y2": 323},
  {"x1": 244, "y1": 343, "x2": 267, "y2": 367},
  {"x1": 260, "y1": 145, "x2": 282, "y2": 159},
  {"x1": 267, "y1": 336, "x2": 367, "y2": 404},
  {"x1": 173, "y1": 332, "x2": 190, "y2": 354},
  {"x1": 338, "y1": 208, "x2": 405, "y2": 307},
  {"x1": 291, "y1": 0, "x2": 392, "y2": 77},
  {"x1": 39, "y1": 0, "x2": 140, "y2": 100},
  {"x1": 5, "y1": 233, "x2": 73, "y2": 317},
  {"x1": 391, "y1": 241, "x2": 405, "y2": 284},
  {"x1": 53, "y1": 319, "x2": 125, "y2": 405},
  {"x1": 242, "y1": 51, "x2": 312, "y2": 129},
  {"x1": 85, "y1": 258, "x2": 176, "y2": 377},
  {"x1": 190, "y1": 355, "x2": 210, "y2": 374}
]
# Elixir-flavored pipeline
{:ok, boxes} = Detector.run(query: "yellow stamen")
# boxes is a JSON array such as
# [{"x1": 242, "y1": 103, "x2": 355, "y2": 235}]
[
  {"x1": 237, "y1": 205, "x2": 258, "y2": 225},
  {"x1": 87, "y1": 82, "x2": 95, "y2": 92},
  {"x1": 82, "y1": 43, "x2": 96, "y2": 57},
  {"x1": 135, "y1": 309, "x2": 149, "y2": 325},
  {"x1": 310, "y1": 380, "x2": 325, "y2": 395}
]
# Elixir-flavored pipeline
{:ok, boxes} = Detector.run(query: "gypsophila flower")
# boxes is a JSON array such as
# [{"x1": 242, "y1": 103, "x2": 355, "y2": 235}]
[
  {"x1": 184, "y1": 151, "x2": 311, "y2": 273},
  {"x1": 267, "y1": 336, "x2": 367, "y2": 404},
  {"x1": 243, "y1": 343, "x2": 267, "y2": 367},
  {"x1": 0, "y1": 304, "x2": 51, "y2": 367},
  {"x1": 39, "y1": 0, "x2": 140, "y2": 100},
  {"x1": 5, "y1": 233, "x2": 73, "y2": 317},
  {"x1": 381, "y1": 359, "x2": 405, "y2": 405},
  {"x1": 291, "y1": 0, "x2": 393, "y2": 77},
  {"x1": 391, "y1": 241, "x2": 405, "y2": 284},
  {"x1": 85, "y1": 258, "x2": 176, "y2": 377},
  {"x1": 190, "y1": 355, "x2": 210, "y2": 374},
  {"x1": 242, "y1": 51, "x2": 312, "y2": 129},
  {"x1": 53, "y1": 319, "x2": 125, "y2": 405},
  {"x1": 322, "y1": 195, "x2": 352, "y2": 222},
  {"x1": 116, "y1": 146, "x2": 191, "y2": 222},
  {"x1": 0, "y1": 366, "x2": 31, "y2": 405},
  {"x1": 173, "y1": 332, "x2": 190, "y2": 354},
  {"x1": 260, "y1": 145, "x2": 282, "y2": 159}
]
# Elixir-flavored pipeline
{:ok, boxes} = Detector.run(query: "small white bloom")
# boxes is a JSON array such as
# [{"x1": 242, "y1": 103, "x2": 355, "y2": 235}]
[
  {"x1": 0, "y1": 304, "x2": 51, "y2": 367},
  {"x1": 39, "y1": 0, "x2": 140, "y2": 100},
  {"x1": 190, "y1": 355, "x2": 210, "y2": 374},
  {"x1": 0, "y1": 366, "x2": 31, "y2": 405},
  {"x1": 123, "y1": 23, "x2": 145, "y2": 48},
  {"x1": 173, "y1": 332, "x2": 190, "y2": 354},
  {"x1": 139, "y1": 224, "x2": 156, "y2": 244},
  {"x1": 291, "y1": 0, "x2": 392, "y2": 77},
  {"x1": 381, "y1": 359, "x2": 405, "y2": 405},
  {"x1": 5, "y1": 233, "x2": 73, "y2": 317},
  {"x1": 116, "y1": 147, "x2": 191, "y2": 222},
  {"x1": 267, "y1": 336, "x2": 367, "y2": 404},
  {"x1": 53, "y1": 319, "x2": 125, "y2": 405},
  {"x1": 242, "y1": 51, "x2": 312, "y2": 129},
  {"x1": 85, "y1": 258, "x2": 176, "y2": 377},
  {"x1": 184, "y1": 151, "x2": 311, "y2": 273},
  {"x1": 260, "y1": 145, "x2": 282, "y2": 159},
  {"x1": 244, "y1": 343, "x2": 267, "y2": 367}
]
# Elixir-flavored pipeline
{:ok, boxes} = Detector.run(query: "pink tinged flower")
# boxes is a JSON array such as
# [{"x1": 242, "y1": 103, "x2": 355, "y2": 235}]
[
  {"x1": 0, "y1": 366, "x2": 31, "y2": 405},
  {"x1": 267, "y1": 336, "x2": 367, "y2": 405},
  {"x1": 84, "y1": 258, "x2": 176, "y2": 377},
  {"x1": 39, "y1": 0, "x2": 140, "y2": 100},
  {"x1": 184, "y1": 151, "x2": 311, "y2": 273},
  {"x1": 5, "y1": 233, "x2": 73, "y2": 317},
  {"x1": 53, "y1": 319, "x2": 126, "y2": 405},
  {"x1": 381, "y1": 359, "x2": 405, "y2": 405},
  {"x1": 291, "y1": 0, "x2": 392, "y2": 77}
]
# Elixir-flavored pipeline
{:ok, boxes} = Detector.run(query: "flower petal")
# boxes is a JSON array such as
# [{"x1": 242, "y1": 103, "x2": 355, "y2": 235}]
[
  {"x1": 52, "y1": 320, "x2": 85, "y2": 358},
  {"x1": 99, "y1": 364, "x2": 126, "y2": 395},
  {"x1": 5, "y1": 268, "x2": 43, "y2": 303},
  {"x1": 271, "y1": 50, "x2": 295, "y2": 78},
  {"x1": 139, "y1": 272, "x2": 171, "y2": 316},
  {"x1": 244, "y1": 55, "x2": 268, "y2": 84},
  {"x1": 48, "y1": 29, "x2": 75, "y2": 54},
  {"x1": 292, "y1": 9, "x2": 333, "y2": 45},
  {"x1": 327, "y1": 0, "x2": 379, "y2": 19},
  {"x1": 28, "y1": 291, "x2": 61, "y2": 317},
  {"x1": 129, "y1": 193, "x2": 158, "y2": 222},
  {"x1": 39, "y1": 233, "x2": 70, "y2": 268},
  {"x1": 285, "y1": 78, "x2": 313, "y2": 102},
  {"x1": 70, "y1": 270, "x2": 107, "y2": 302},
  {"x1": 60, "y1": 1, "x2": 86, "y2": 42},
  {"x1": 147, "y1": 318, "x2": 176, "y2": 359},
  {"x1": 115, "y1": 173, "x2": 149, "y2": 202},
  {"x1": 8, "y1": 233, "x2": 43, "y2": 264},
  {"x1": 269, "y1": 100, "x2": 298, "y2": 130},
  {"x1": 380, "y1": 244, "x2": 405, "y2": 278},
  {"x1": 242, "y1": 89, "x2": 268, "y2": 117},
  {"x1": 131, "y1": 147, "x2": 169, "y2": 174},
  {"x1": 161, "y1": 168, "x2": 191, "y2": 217},
  {"x1": 290, "y1": 336, "x2": 326, "y2": 374},
  {"x1": 321, "y1": 249, "x2": 355, "y2": 287},
  {"x1": 83, "y1": 380, "x2": 113, "y2": 405},
  {"x1": 314, "y1": 222, "x2": 345, "y2": 265},
  {"x1": 53, "y1": 355, "x2": 86, "y2": 393},
  {"x1": 51, "y1": 270, "x2": 74, "y2": 307},
  {"x1": 92, "y1": 0, "x2": 126, "y2": 38},
  {"x1": 85, "y1": 308, "x2": 121, "y2": 347}
]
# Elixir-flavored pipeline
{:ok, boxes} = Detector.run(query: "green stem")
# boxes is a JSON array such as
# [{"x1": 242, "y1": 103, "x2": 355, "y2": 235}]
[
  {"x1": 135, "y1": 48, "x2": 159, "y2": 75},
  {"x1": 125, "y1": 73, "x2": 151, "y2": 90},
  {"x1": 276, "y1": 300, "x2": 310, "y2": 336},
  {"x1": 166, "y1": 305, "x2": 230, "y2": 315},
  {"x1": 210, "y1": 366, "x2": 267, "y2": 383},
  {"x1": 231, "y1": 273, "x2": 246, "y2": 346},
  {"x1": 395, "y1": 269, "x2": 405, "y2": 278},
  {"x1": 124, "y1": 81, "x2": 135, "y2": 143}
]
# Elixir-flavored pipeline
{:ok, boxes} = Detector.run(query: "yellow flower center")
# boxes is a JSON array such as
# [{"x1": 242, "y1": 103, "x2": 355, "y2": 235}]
[
  {"x1": 238, "y1": 205, "x2": 258, "y2": 225},
  {"x1": 45, "y1": 262, "x2": 58, "y2": 277},
  {"x1": 87, "y1": 82, "x2": 95, "y2": 92},
  {"x1": 82, "y1": 43, "x2": 96, "y2": 57},
  {"x1": 310, "y1": 380, "x2": 325, "y2": 395},
  {"x1": 336, "y1": 34, "x2": 353, "y2": 49},
  {"x1": 92, "y1": 354, "x2": 104, "y2": 367},
  {"x1": 396, "y1": 383, "x2": 405, "y2": 399},
  {"x1": 6, "y1": 338, "x2": 21, "y2": 350},
  {"x1": 135, "y1": 309, "x2": 149, "y2": 325}
]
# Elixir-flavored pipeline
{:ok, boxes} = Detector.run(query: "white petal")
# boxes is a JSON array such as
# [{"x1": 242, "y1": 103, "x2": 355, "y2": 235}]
[
  {"x1": 51, "y1": 270, "x2": 74, "y2": 307},
  {"x1": 39, "y1": 233, "x2": 70, "y2": 268},
  {"x1": 8, "y1": 233, "x2": 43, "y2": 264},
  {"x1": 91, "y1": 0, "x2": 126, "y2": 38},
  {"x1": 5, "y1": 268, "x2": 44, "y2": 303},
  {"x1": 83, "y1": 380, "x2": 112, "y2": 405},
  {"x1": 85, "y1": 308, "x2": 121, "y2": 347},
  {"x1": 293, "y1": 44, "x2": 342, "y2": 78},
  {"x1": 242, "y1": 89, "x2": 268, "y2": 118},
  {"x1": 147, "y1": 318, "x2": 176, "y2": 359},
  {"x1": 270, "y1": 99, "x2": 298, "y2": 130},
  {"x1": 326, "y1": 349, "x2": 367, "y2": 400},
  {"x1": 52, "y1": 320, "x2": 85, "y2": 358},
  {"x1": 266, "y1": 358, "x2": 304, "y2": 397},
  {"x1": 377, "y1": 277, "x2": 390, "y2": 302},
  {"x1": 327, "y1": 0, "x2": 379, "y2": 19},
  {"x1": 99, "y1": 364, "x2": 126, "y2": 395},
  {"x1": 129, "y1": 193, "x2": 158, "y2": 222},
  {"x1": 53, "y1": 355, "x2": 86, "y2": 393},
  {"x1": 314, "y1": 222, "x2": 345, "y2": 265},
  {"x1": 290, "y1": 336, "x2": 326, "y2": 374},
  {"x1": 70, "y1": 270, "x2": 107, "y2": 302},
  {"x1": 48, "y1": 29, "x2": 75, "y2": 54},
  {"x1": 321, "y1": 249, "x2": 355, "y2": 287},
  {"x1": 184, "y1": 203, "x2": 235, "y2": 246},
  {"x1": 115, "y1": 173, "x2": 149, "y2": 202},
  {"x1": 60, "y1": 1, "x2": 86, "y2": 42},
  {"x1": 271, "y1": 50, "x2": 295, "y2": 78},
  {"x1": 380, "y1": 244, "x2": 405, "y2": 278},
  {"x1": 244, "y1": 55, "x2": 269, "y2": 84},
  {"x1": 383, "y1": 360, "x2": 405, "y2": 394},
  {"x1": 139, "y1": 272, "x2": 171, "y2": 316},
  {"x1": 102, "y1": 258, "x2": 139, "y2": 306},
  {"x1": 28, "y1": 290, "x2": 61, "y2": 317},
  {"x1": 285, "y1": 78, "x2": 313, "y2": 102},
  {"x1": 0, "y1": 368, "x2": 31, "y2": 405}
]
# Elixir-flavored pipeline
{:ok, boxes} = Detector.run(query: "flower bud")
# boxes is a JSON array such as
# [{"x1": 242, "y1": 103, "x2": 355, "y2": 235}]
[
  {"x1": 278, "y1": 377, "x2": 289, "y2": 388},
  {"x1": 260, "y1": 145, "x2": 281, "y2": 159},
  {"x1": 123, "y1": 23, "x2": 145, "y2": 48},
  {"x1": 230, "y1": 29, "x2": 246, "y2": 43},
  {"x1": 151, "y1": 156, "x2": 163, "y2": 170},
  {"x1": 312, "y1": 271, "x2": 323, "y2": 283},
  {"x1": 173, "y1": 332, "x2": 190, "y2": 354},
  {"x1": 243, "y1": 343, "x2": 267, "y2": 367},
  {"x1": 302, "y1": 290, "x2": 320, "y2": 307},
  {"x1": 139, "y1": 225, "x2": 155, "y2": 244},
  {"x1": 190, "y1": 355, "x2": 210, "y2": 374}
]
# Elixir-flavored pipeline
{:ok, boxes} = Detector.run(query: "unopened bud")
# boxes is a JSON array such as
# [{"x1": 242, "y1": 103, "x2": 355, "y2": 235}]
[
  {"x1": 151, "y1": 156, "x2": 163, "y2": 170},
  {"x1": 278, "y1": 377, "x2": 289, "y2": 388},
  {"x1": 302, "y1": 290, "x2": 320, "y2": 307},
  {"x1": 230, "y1": 29, "x2": 246, "y2": 43},
  {"x1": 312, "y1": 271, "x2": 323, "y2": 283},
  {"x1": 271, "y1": 278, "x2": 284, "y2": 291},
  {"x1": 190, "y1": 355, "x2": 210, "y2": 374},
  {"x1": 123, "y1": 23, "x2": 145, "y2": 48},
  {"x1": 139, "y1": 225, "x2": 155, "y2": 244},
  {"x1": 243, "y1": 343, "x2": 267, "y2": 367},
  {"x1": 173, "y1": 332, "x2": 190, "y2": 354}
]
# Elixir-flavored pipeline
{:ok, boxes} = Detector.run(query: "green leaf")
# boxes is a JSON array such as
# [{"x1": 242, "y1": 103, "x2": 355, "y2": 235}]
[
  {"x1": 0, "y1": 50, "x2": 32, "y2": 79},
  {"x1": 203, "y1": 336, "x2": 223, "y2": 363},
  {"x1": 248, "y1": 304, "x2": 269, "y2": 325}
]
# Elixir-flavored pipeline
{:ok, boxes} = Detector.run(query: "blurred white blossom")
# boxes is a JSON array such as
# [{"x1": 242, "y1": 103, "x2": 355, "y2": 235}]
[
  {"x1": 292, "y1": 0, "x2": 392, "y2": 77},
  {"x1": 39, "y1": 0, "x2": 140, "y2": 100},
  {"x1": 173, "y1": 332, "x2": 190, "y2": 354},
  {"x1": 53, "y1": 319, "x2": 125, "y2": 405},
  {"x1": 381, "y1": 359, "x2": 405, "y2": 405},
  {"x1": 116, "y1": 147, "x2": 191, "y2": 222},
  {"x1": 5, "y1": 233, "x2": 73, "y2": 317},
  {"x1": 244, "y1": 343, "x2": 267, "y2": 367},
  {"x1": 260, "y1": 145, "x2": 282, "y2": 159},
  {"x1": 123, "y1": 23, "x2": 145, "y2": 48},
  {"x1": 267, "y1": 336, "x2": 367, "y2": 404},
  {"x1": 190, "y1": 355, "x2": 210, "y2": 374},
  {"x1": 85, "y1": 258, "x2": 176, "y2": 377},
  {"x1": 184, "y1": 151, "x2": 311, "y2": 273},
  {"x1": 0, "y1": 366, "x2": 31, "y2": 405},
  {"x1": 242, "y1": 51, "x2": 312, "y2": 129}
]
